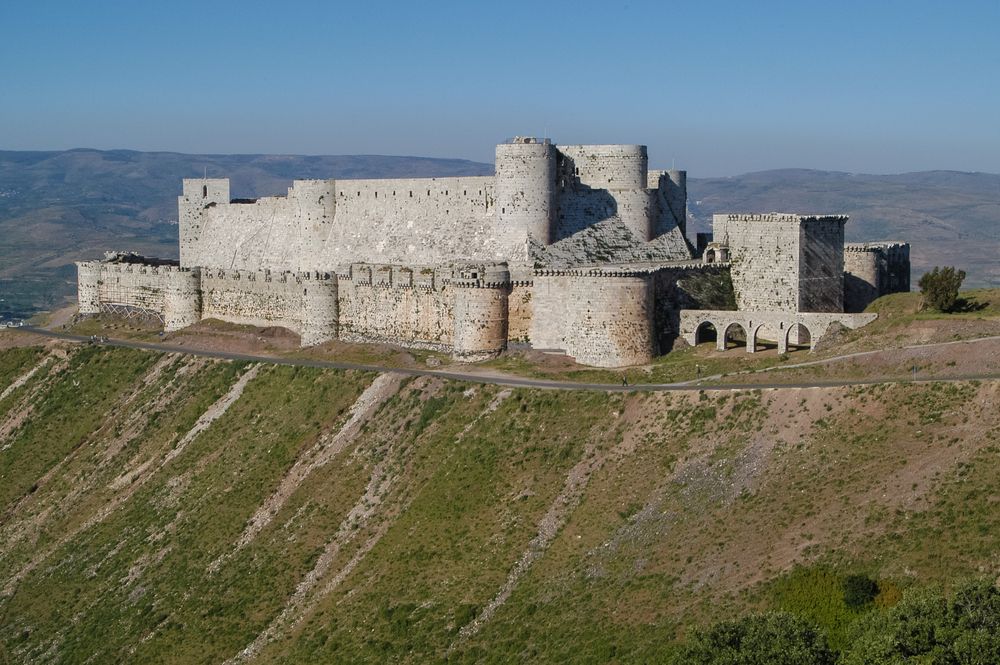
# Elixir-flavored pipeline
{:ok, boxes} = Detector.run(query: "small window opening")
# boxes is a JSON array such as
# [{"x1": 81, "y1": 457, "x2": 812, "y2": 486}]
[
  {"x1": 409, "y1": 191, "x2": 413, "y2": 197},
  {"x1": 202, "y1": 185, "x2": 208, "y2": 198}
]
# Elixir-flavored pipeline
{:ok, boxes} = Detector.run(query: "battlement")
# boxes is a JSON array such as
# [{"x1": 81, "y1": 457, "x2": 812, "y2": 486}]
[
  {"x1": 716, "y1": 213, "x2": 850, "y2": 224},
  {"x1": 87, "y1": 261, "x2": 196, "y2": 276},
  {"x1": 844, "y1": 242, "x2": 909, "y2": 252}
]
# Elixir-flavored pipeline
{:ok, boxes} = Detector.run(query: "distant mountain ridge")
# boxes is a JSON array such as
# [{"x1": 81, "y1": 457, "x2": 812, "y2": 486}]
[{"x1": 0, "y1": 149, "x2": 996, "y2": 318}]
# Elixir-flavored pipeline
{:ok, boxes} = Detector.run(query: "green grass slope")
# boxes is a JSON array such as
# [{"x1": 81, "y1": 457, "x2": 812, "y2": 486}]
[{"x1": 0, "y1": 345, "x2": 997, "y2": 663}]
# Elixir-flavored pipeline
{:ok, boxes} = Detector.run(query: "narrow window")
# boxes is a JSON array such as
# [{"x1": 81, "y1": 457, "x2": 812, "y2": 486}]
[
  {"x1": 375, "y1": 191, "x2": 378, "y2": 198},
  {"x1": 357, "y1": 191, "x2": 360, "y2": 197},
  {"x1": 463, "y1": 190, "x2": 467, "y2": 195},
  {"x1": 202, "y1": 185, "x2": 208, "y2": 198},
  {"x1": 427, "y1": 189, "x2": 430, "y2": 196},
  {"x1": 409, "y1": 191, "x2": 412, "y2": 197}
]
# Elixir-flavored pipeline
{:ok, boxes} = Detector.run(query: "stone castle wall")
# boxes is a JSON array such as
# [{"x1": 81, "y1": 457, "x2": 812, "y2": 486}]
[
  {"x1": 177, "y1": 141, "x2": 693, "y2": 277},
  {"x1": 844, "y1": 242, "x2": 911, "y2": 312},
  {"x1": 713, "y1": 213, "x2": 847, "y2": 313},
  {"x1": 201, "y1": 269, "x2": 304, "y2": 331},
  {"x1": 79, "y1": 141, "x2": 905, "y2": 369},
  {"x1": 799, "y1": 218, "x2": 846, "y2": 312},
  {"x1": 530, "y1": 268, "x2": 655, "y2": 367}
]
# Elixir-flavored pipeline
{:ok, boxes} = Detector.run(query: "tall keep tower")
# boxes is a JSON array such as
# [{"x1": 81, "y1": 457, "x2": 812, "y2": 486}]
[
  {"x1": 178, "y1": 178, "x2": 230, "y2": 268},
  {"x1": 494, "y1": 137, "x2": 557, "y2": 246}
]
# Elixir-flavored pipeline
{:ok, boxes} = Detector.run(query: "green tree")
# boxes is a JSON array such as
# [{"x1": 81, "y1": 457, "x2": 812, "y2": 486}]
[
  {"x1": 842, "y1": 579, "x2": 1000, "y2": 665},
  {"x1": 671, "y1": 612, "x2": 836, "y2": 665},
  {"x1": 918, "y1": 266, "x2": 966, "y2": 312}
]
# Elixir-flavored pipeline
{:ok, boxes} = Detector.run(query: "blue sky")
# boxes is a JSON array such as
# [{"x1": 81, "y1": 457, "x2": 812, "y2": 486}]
[{"x1": 1, "y1": 0, "x2": 998, "y2": 175}]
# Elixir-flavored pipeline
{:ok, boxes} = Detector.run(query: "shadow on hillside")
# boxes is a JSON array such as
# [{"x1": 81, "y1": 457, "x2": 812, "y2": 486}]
[{"x1": 950, "y1": 298, "x2": 988, "y2": 313}]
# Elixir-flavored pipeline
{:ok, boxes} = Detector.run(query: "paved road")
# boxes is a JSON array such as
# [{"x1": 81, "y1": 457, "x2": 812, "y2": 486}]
[{"x1": 13, "y1": 326, "x2": 1000, "y2": 393}]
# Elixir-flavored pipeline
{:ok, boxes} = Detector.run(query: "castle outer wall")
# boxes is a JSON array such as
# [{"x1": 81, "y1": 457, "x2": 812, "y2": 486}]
[
  {"x1": 844, "y1": 242, "x2": 911, "y2": 312},
  {"x1": 77, "y1": 139, "x2": 910, "y2": 368}
]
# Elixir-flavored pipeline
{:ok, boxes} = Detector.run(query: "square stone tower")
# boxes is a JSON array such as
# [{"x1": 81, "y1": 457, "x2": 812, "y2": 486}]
[{"x1": 712, "y1": 213, "x2": 848, "y2": 313}]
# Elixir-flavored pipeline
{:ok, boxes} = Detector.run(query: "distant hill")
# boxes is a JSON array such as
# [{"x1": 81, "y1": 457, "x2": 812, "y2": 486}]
[{"x1": 0, "y1": 150, "x2": 996, "y2": 317}]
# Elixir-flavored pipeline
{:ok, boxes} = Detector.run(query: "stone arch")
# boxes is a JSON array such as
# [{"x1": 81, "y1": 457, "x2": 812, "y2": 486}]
[
  {"x1": 723, "y1": 321, "x2": 747, "y2": 350},
  {"x1": 694, "y1": 320, "x2": 717, "y2": 345},
  {"x1": 749, "y1": 323, "x2": 766, "y2": 353},
  {"x1": 704, "y1": 248, "x2": 716, "y2": 264},
  {"x1": 785, "y1": 322, "x2": 812, "y2": 350}
]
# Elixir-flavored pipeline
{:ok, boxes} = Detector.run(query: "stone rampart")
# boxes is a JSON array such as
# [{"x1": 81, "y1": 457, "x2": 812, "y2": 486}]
[
  {"x1": 94, "y1": 262, "x2": 173, "y2": 314},
  {"x1": 76, "y1": 261, "x2": 102, "y2": 315},
  {"x1": 200, "y1": 268, "x2": 303, "y2": 331},
  {"x1": 530, "y1": 268, "x2": 655, "y2": 367},
  {"x1": 844, "y1": 242, "x2": 911, "y2": 312},
  {"x1": 713, "y1": 213, "x2": 847, "y2": 313}
]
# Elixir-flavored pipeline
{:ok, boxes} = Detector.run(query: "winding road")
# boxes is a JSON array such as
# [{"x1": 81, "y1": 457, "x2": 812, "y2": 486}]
[{"x1": 13, "y1": 326, "x2": 1000, "y2": 393}]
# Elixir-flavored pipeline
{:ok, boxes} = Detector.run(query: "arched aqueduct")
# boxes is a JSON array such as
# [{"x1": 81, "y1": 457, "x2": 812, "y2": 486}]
[{"x1": 679, "y1": 310, "x2": 877, "y2": 354}]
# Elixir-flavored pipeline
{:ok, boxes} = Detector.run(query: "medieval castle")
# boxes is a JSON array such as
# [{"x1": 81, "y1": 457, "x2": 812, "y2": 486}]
[{"x1": 76, "y1": 138, "x2": 910, "y2": 367}]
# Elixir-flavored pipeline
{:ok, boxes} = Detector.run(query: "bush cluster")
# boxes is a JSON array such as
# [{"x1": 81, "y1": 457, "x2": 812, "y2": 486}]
[{"x1": 918, "y1": 266, "x2": 966, "y2": 312}]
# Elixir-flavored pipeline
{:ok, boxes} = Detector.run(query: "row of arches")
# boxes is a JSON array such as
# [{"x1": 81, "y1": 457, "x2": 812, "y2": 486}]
[{"x1": 694, "y1": 320, "x2": 814, "y2": 353}]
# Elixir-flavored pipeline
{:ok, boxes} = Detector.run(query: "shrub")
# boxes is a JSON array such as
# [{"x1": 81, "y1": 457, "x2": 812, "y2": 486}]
[
  {"x1": 841, "y1": 578, "x2": 1000, "y2": 665},
  {"x1": 918, "y1": 266, "x2": 966, "y2": 312},
  {"x1": 671, "y1": 612, "x2": 836, "y2": 665}
]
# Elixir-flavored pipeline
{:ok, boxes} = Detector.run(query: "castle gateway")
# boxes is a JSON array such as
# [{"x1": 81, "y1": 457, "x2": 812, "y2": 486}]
[{"x1": 77, "y1": 138, "x2": 910, "y2": 367}]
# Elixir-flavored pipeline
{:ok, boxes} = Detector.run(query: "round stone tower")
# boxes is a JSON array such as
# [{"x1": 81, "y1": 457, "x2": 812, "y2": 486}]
[
  {"x1": 163, "y1": 268, "x2": 202, "y2": 331},
  {"x1": 559, "y1": 144, "x2": 654, "y2": 241},
  {"x1": 299, "y1": 272, "x2": 339, "y2": 347},
  {"x1": 76, "y1": 261, "x2": 102, "y2": 315},
  {"x1": 664, "y1": 168, "x2": 687, "y2": 234},
  {"x1": 452, "y1": 264, "x2": 510, "y2": 362},
  {"x1": 494, "y1": 138, "x2": 557, "y2": 246}
]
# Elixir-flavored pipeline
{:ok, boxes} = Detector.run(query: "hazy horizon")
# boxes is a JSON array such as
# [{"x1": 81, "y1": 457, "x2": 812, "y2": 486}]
[{"x1": 2, "y1": 1, "x2": 998, "y2": 177}]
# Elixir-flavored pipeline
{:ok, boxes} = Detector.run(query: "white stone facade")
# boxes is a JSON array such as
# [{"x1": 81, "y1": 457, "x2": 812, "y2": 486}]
[{"x1": 77, "y1": 139, "x2": 910, "y2": 367}]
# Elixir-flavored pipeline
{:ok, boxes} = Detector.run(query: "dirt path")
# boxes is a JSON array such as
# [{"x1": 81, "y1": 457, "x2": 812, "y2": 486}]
[{"x1": 17, "y1": 327, "x2": 1000, "y2": 394}]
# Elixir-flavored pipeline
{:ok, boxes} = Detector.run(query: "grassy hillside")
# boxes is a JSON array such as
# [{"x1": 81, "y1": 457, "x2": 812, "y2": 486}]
[{"x1": 0, "y1": 343, "x2": 998, "y2": 662}]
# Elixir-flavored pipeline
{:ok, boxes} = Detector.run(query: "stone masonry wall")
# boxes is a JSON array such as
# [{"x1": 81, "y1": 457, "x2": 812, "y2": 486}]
[
  {"x1": 714, "y1": 213, "x2": 847, "y2": 313},
  {"x1": 336, "y1": 265, "x2": 455, "y2": 351},
  {"x1": 798, "y1": 217, "x2": 846, "y2": 312},
  {"x1": 530, "y1": 269, "x2": 655, "y2": 367},
  {"x1": 177, "y1": 143, "x2": 694, "y2": 277},
  {"x1": 94, "y1": 263, "x2": 172, "y2": 313},
  {"x1": 714, "y1": 214, "x2": 802, "y2": 311},
  {"x1": 201, "y1": 269, "x2": 304, "y2": 331},
  {"x1": 844, "y1": 242, "x2": 911, "y2": 312}
]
